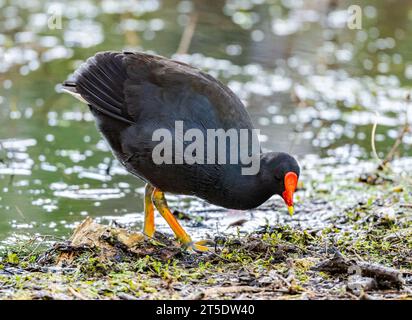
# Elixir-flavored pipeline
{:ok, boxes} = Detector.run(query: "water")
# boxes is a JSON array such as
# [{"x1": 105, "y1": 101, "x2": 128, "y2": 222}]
[{"x1": 1, "y1": 0, "x2": 412, "y2": 243}]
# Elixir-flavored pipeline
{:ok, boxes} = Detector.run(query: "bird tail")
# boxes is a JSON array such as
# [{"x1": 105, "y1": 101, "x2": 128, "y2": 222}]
[
  {"x1": 61, "y1": 81, "x2": 89, "y2": 104},
  {"x1": 61, "y1": 51, "x2": 134, "y2": 125}
]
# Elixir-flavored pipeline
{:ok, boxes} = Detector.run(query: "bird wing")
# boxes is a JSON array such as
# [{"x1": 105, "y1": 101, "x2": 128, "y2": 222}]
[
  {"x1": 62, "y1": 52, "x2": 134, "y2": 124},
  {"x1": 62, "y1": 51, "x2": 254, "y2": 130}
]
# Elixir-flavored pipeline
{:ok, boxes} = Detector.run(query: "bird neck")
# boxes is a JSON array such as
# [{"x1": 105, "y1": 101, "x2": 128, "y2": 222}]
[{"x1": 218, "y1": 163, "x2": 274, "y2": 209}]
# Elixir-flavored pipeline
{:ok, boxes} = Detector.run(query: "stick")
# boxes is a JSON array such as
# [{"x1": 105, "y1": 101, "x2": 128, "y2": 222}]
[
  {"x1": 176, "y1": 12, "x2": 198, "y2": 55},
  {"x1": 377, "y1": 94, "x2": 410, "y2": 170},
  {"x1": 378, "y1": 125, "x2": 410, "y2": 170},
  {"x1": 68, "y1": 287, "x2": 87, "y2": 300},
  {"x1": 371, "y1": 111, "x2": 381, "y2": 162}
]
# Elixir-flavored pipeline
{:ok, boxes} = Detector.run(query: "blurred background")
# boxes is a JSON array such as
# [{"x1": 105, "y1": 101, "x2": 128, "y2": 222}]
[{"x1": 1, "y1": 0, "x2": 412, "y2": 243}]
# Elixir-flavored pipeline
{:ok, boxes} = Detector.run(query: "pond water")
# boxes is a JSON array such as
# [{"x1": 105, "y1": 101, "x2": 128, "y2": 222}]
[{"x1": 0, "y1": 0, "x2": 412, "y2": 243}]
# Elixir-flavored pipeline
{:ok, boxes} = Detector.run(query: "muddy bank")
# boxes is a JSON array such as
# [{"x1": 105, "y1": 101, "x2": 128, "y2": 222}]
[{"x1": 0, "y1": 158, "x2": 411, "y2": 300}]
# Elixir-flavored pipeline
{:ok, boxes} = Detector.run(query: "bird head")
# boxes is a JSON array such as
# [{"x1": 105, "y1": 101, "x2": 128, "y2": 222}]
[{"x1": 261, "y1": 152, "x2": 300, "y2": 215}]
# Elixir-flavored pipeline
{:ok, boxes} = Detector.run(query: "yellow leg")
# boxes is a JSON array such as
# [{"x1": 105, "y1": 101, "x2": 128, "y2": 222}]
[
  {"x1": 143, "y1": 184, "x2": 155, "y2": 237},
  {"x1": 151, "y1": 188, "x2": 211, "y2": 252}
]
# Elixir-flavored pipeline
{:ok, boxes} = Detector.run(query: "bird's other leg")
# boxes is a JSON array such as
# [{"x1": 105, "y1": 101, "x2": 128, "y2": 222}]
[
  {"x1": 143, "y1": 183, "x2": 155, "y2": 237},
  {"x1": 151, "y1": 188, "x2": 210, "y2": 252}
]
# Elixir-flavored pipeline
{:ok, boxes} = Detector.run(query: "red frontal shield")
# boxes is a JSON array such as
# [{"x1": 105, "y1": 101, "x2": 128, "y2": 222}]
[{"x1": 282, "y1": 172, "x2": 298, "y2": 215}]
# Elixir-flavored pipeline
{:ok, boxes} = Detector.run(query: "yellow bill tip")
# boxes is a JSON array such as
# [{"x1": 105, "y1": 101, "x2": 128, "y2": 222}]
[{"x1": 288, "y1": 206, "x2": 294, "y2": 216}]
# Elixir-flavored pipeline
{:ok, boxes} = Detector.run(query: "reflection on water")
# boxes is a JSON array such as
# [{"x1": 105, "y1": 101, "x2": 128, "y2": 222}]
[{"x1": 1, "y1": 0, "x2": 412, "y2": 242}]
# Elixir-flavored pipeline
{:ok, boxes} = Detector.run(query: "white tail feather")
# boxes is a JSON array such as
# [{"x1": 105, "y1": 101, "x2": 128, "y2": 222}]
[{"x1": 61, "y1": 88, "x2": 88, "y2": 104}]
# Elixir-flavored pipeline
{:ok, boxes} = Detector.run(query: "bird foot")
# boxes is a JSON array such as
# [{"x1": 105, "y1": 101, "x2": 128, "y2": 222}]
[{"x1": 186, "y1": 239, "x2": 215, "y2": 253}]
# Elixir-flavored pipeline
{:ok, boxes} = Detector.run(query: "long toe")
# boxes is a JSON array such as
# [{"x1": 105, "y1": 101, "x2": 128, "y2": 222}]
[{"x1": 187, "y1": 240, "x2": 215, "y2": 253}]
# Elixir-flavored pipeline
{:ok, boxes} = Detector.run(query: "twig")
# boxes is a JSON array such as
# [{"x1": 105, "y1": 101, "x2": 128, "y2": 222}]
[
  {"x1": 176, "y1": 12, "x2": 198, "y2": 55},
  {"x1": 378, "y1": 124, "x2": 410, "y2": 170},
  {"x1": 68, "y1": 287, "x2": 87, "y2": 300},
  {"x1": 117, "y1": 292, "x2": 139, "y2": 300},
  {"x1": 201, "y1": 285, "x2": 265, "y2": 297},
  {"x1": 14, "y1": 205, "x2": 26, "y2": 221},
  {"x1": 376, "y1": 94, "x2": 410, "y2": 170},
  {"x1": 371, "y1": 111, "x2": 381, "y2": 163},
  {"x1": 313, "y1": 252, "x2": 404, "y2": 288}
]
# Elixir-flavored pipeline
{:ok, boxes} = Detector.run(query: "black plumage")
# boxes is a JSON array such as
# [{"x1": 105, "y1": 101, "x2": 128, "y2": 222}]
[{"x1": 63, "y1": 51, "x2": 300, "y2": 210}]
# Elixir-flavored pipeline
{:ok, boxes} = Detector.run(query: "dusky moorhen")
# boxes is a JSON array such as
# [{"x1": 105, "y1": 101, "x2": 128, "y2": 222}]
[{"x1": 62, "y1": 51, "x2": 300, "y2": 252}]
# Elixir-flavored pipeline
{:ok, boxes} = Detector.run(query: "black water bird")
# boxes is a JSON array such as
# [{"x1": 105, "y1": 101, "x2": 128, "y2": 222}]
[{"x1": 62, "y1": 51, "x2": 300, "y2": 251}]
